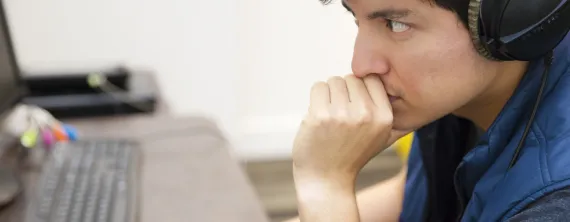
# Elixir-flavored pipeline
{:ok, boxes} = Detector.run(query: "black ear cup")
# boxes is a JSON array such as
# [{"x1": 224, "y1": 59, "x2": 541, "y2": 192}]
[{"x1": 468, "y1": 0, "x2": 570, "y2": 61}]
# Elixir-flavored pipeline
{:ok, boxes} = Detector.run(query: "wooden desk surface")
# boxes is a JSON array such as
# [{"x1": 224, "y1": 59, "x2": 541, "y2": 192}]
[{"x1": 0, "y1": 114, "x2": 270, "y2": 222}]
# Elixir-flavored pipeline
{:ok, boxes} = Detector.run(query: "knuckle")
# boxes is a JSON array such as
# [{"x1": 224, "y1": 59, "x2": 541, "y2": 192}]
[
  {"x1": 311, "y1": 81, "x2": 327, "y2": 89},
  {"x1": 312, "y1": 112, "x2": 332, "y2": 126},
  {"x1": 355, "y1": 109, "x2": 374, "y2": 124},
  {"x1": 350, "y1": 103, "x2": 374, "y2": 123},
  {"x1": 343, "y1": 74, "x2": 358, "y2": 81},
  {"x1": 308, "y1": 110, "x2": 354, "y2": 127},
  {"x1": 307, "y1": 106, "x2": 389, "y2": 129},
  {"x1": 331, "y1": 109, "x2": 351, "y2": 125},
  {"x1": 321, "y1": 108, "x2": 356, "y2": 127},
  {"x1": 373, "y1": 113, "x2": 394, "y2": 127},
  {"x1": 327, "y1": 76, "x2": 344, "y2": 84},
  {"x1": 303, "y1": 117, "x2": 324, "y2": 129}
]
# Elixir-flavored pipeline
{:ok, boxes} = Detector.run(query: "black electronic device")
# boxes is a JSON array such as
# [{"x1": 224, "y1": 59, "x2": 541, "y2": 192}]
[
  {"x1": 21, "y1": 68, "x2": 158, "y2": 119},
  {"x1": 469, "y1": 0, "x2": 570, "y2": 61},
  {"x1": 23, "y1": 67, "x2": 130, "y2": 95},
  {"x1": 24, "y1": 140, "x2": 141, "y2": 222},
  {"x1": 0, "y1": 0, "x2": 28, "y2": 210},
  {"x1": 0, "y1": 0, "x2": 25, "y2": 112}
]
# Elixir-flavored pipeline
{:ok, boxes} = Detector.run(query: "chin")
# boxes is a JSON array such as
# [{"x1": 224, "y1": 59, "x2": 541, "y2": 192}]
[
  {"x1": 392, "y1": 112, "x2": 428, "y2": 133},
  {"x1": 391, "y1": 118, "x2": 417, "y2": 132}
]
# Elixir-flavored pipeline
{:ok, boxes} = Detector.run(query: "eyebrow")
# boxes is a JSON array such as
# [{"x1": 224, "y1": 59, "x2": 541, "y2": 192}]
[{"x1": 342, "y1": 1, "x2": 412, "y2": 20}]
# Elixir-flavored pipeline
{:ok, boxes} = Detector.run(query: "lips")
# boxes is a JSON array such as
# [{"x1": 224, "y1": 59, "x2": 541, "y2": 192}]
[
  {"x1": 383, "y1": 82, "x2": 399, "y2": 103},
  {"x1": 389, "y1": 95, "x2": 399, "y2": 103}
]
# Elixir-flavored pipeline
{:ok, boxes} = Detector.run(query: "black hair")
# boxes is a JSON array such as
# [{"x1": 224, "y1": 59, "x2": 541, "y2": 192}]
[
  {"x1": 320, "y1": 0, "x2": 470, "y2": 26},
  {"x1": 430, "y1": 0, "x2": 470, "y2": 26}
]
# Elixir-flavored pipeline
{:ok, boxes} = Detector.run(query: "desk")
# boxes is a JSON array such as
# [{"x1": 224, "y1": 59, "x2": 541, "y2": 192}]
[{"x1": 0, "y1": 115, "x2": 270, "y2": 222}]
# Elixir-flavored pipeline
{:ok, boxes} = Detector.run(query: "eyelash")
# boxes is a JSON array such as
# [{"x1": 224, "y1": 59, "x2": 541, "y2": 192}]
[{"x1": 354, "y1": 19, "x2": 410, "y2": 33}]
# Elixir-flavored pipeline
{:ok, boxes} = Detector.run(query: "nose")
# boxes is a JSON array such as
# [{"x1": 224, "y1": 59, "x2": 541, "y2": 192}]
[{"x1": 351, "y1": 31, "x2": 390, "y2": 78}]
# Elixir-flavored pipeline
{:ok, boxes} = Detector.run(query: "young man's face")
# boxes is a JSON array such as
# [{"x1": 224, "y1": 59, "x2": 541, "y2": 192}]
[{"x1": 345, "y1": 0, "x2": 501, "y2": 131}]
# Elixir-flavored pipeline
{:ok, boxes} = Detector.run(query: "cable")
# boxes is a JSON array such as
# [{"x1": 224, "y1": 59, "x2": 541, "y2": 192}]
[
  {"x1": 86, "y1": 72, "x2": 154, "y2": 112},
  {"x1": 508, "y1": 51, "x2": 554, "y2": 169}
]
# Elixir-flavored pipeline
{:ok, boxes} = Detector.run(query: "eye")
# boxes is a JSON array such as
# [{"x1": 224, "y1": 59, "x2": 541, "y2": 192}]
[{"x1": 387, "y1": 20, "x2": 410, "y2": 33}]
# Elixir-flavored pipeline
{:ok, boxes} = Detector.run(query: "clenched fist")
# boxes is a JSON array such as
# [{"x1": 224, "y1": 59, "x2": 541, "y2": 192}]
[{"x1": 292, "y1": 74, "x2": 402, "y2": 184}]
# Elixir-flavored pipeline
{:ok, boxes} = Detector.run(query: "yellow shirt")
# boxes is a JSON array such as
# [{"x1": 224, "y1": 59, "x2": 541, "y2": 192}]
[{"x1": 394, "y1": 133, "x2": 414, "y2": 162}]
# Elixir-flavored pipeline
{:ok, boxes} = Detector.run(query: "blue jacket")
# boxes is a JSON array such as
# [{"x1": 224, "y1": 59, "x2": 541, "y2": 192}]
[{"x1": 400, "y1": 33, "x2": 570, "y2": 222}]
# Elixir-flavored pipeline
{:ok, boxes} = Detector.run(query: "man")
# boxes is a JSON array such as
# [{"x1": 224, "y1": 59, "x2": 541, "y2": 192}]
[{"x1": 286, "y1": 0, "x2": 570, "y2": 221}]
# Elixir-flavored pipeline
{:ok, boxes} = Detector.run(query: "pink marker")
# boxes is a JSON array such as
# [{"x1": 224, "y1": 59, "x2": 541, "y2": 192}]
[{"x1": 41, "y1": 129, "x2": 55, "y2": 150}]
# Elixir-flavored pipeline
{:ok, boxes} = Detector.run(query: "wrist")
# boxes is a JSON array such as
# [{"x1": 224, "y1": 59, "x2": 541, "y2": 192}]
[
  {"x1": 293, "y1": 174, "x2": 359, "y2": 222},
  {"x1": 293, "y1": 169, "x2": 356, "y2": 201},
  {"x1": 292, "y1": 165, "x2": 357, "y2": 186},
  {"x1": 295, "y1": 179, "x2": 355, "y2": 200}
]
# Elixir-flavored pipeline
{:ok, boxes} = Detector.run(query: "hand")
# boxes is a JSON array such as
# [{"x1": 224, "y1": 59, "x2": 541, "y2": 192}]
[{"x1": 292, "y1": 74, "x2": 405, "y2": 184}]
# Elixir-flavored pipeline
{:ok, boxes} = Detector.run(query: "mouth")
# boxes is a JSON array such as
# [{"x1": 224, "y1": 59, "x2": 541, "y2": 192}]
[{"x1": 388, "y1": 95, "x2": 400, "y2": 103}]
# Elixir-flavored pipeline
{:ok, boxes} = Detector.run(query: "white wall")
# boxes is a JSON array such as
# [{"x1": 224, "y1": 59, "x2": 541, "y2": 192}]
[
  {"x1": 237, "y1": 0, "x2": 357, "y2": 160},
  {"x1": 4, "y1": 0, "x2": 356, "y2": 161}
]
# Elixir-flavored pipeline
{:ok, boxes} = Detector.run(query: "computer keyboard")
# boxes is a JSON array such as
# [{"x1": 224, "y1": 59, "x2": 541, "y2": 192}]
[{"x1": 25, "y1": 139, "x2": 141, "y2": 222}]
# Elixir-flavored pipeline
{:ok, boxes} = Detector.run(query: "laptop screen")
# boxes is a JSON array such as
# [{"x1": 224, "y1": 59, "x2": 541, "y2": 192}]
[{"x1": 0, "y1": 2, "x2": 23, "y2": 115}]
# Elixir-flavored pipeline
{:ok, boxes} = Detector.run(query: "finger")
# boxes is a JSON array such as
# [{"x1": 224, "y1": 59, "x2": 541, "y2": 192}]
[
  {"x1": 309, "y1": 81, "x2": 330, "y2": 111},
  {"x1": 344, "y1": 74, "x2": 372, "y2": 105},
  {"x1": 327, "y1": 76, "x2": 350, "y2": 105},
  {"x1": 363, "y1": 75, "x2": 390, "y2": 109}
]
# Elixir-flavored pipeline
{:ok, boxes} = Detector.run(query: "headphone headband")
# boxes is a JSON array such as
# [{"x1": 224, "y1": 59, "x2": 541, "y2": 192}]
[{"x1": 469, "y1": 0, "x2": 570, "y2": 61}]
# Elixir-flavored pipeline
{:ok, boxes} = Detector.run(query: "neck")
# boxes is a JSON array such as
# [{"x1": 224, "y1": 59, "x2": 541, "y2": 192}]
[{"x1": 453, "y1": 61, "x2": 529, "y2": 130}]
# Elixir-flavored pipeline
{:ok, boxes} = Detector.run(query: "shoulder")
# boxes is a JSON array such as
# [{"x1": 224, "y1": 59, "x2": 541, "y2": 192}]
[{"x1": 506, "y1": 187, "x2": 570, "y2": 222}]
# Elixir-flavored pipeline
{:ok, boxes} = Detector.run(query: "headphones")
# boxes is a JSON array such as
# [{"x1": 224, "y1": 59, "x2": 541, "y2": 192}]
[{"x1": 468, "y1": 0, "x2": 570, "y2": 61}]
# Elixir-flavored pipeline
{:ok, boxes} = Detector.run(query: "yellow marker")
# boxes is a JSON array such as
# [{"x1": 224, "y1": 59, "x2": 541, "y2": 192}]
[
  {"x1": 87, "y1": 73, "x2": 106, "y2": 88},
  {"x1": 21, "y1": 127, "x2": 39, "y2": 148},
  {"x1": 394, "y1": 133, "x2": 414, "y2": 162}
]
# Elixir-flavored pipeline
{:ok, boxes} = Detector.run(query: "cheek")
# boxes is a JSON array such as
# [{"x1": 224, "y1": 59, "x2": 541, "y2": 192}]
[{"x1": 395, "y1": 34, "x2": 483, "y2": 112}]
